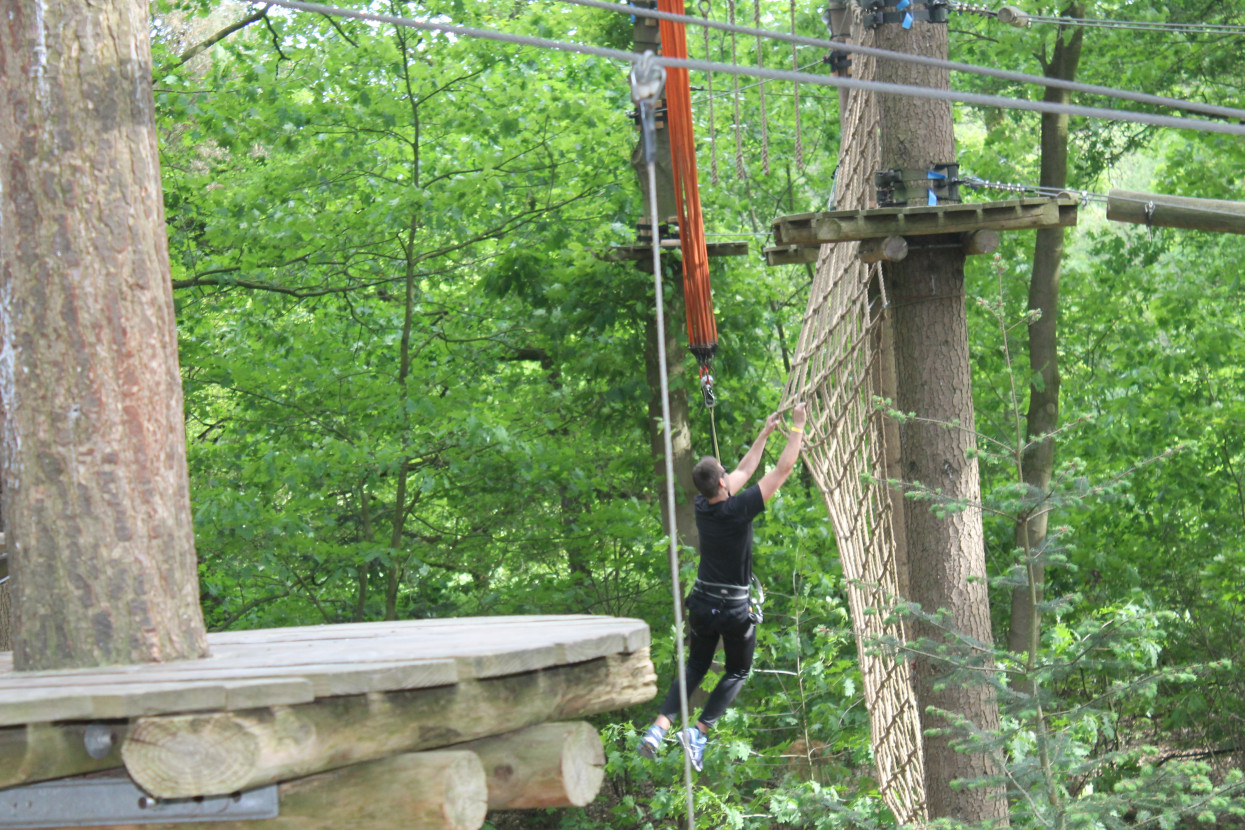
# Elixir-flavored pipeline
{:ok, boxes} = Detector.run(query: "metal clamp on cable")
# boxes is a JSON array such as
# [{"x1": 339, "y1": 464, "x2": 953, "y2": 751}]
[
  {"x1": 698, "y1": 364, "x2": 716, "y2": 409},
  {"x1": 629, "y1": 51, "x2": 667, "y2": 164}
]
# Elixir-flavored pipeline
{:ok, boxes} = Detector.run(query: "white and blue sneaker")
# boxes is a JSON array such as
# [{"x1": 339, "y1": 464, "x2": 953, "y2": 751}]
[
  {"x1": 637, "y1": 724, "x2": 667, "y2": 759},
  {"x1": 677, "y1": 726, "x2": 708, "y2": 771}
]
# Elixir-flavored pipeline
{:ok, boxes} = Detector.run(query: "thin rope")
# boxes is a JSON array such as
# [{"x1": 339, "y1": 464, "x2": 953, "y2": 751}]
[
  {"x1": 554, "y1": 0, "x2": 1245, "y2": 123},
  {"x1": 727, "y1": 0, "x2": 745, "y2": 178},
  {"x1": 709, "y1": 404, "x2": 721, "y2": 460},
  {"x1": 692, "y1": 57, "x2": 824, "y2": 104},
  {"x1": 255, "y1": 0, "x2": 1245, "y2": 137},
  {"x1": 753, "y1": 0, "x2": 769, "y2": 176},
  {"x1": 789, "y1": 0, "x2": 803, "y2": 170},
  {"x1": 632, "y1": 53, "x2": 697, "y2": 830},
  {"x1": 698, "y1": 0, "x2": 719, "y2": 185}
]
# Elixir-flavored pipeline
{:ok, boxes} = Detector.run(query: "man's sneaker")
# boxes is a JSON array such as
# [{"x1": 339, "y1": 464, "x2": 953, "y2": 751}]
[
  {"x1": 677, "y1": 726, "x2": 708, "y2": 771},
  {"x1": 637, "y1": 724, "x2": 667, "y2": 759}
]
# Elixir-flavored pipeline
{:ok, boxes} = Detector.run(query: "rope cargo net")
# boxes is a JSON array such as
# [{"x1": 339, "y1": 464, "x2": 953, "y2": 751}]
[{"x1": 780, "y1": 30, "x2": 928, "y2": 826}]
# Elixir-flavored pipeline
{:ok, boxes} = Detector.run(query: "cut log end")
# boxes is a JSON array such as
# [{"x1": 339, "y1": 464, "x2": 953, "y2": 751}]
[
  {"x1": 461, "y1": 721, "x2": 605, "y2": 810},
  {"x1": 122, "y1": 711, "x2": 260, "y2": 798}
]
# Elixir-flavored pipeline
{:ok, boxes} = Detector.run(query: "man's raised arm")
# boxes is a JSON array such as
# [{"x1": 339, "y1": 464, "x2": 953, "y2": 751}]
[
  {"x1": 723, "y1": 412, "x2": 781, "y2": 495},
  {"x1": 758, "y1": 403, "x2": 807, "y2": 503}
]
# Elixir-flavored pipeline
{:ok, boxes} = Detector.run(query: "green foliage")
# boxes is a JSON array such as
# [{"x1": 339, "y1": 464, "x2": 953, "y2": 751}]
[{"x1": 153, "y1": 0, "x2": 1245, "y2": 826}]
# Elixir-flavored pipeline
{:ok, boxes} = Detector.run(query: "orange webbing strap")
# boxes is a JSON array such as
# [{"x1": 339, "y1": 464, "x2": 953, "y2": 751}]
[{"x1": 656, "y1": 0, "x2": 717, "y2": 364}]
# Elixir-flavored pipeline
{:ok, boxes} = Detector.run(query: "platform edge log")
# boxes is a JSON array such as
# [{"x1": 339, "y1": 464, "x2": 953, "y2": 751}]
[
  {"x1": 1106, "y1": 189, "x2": 1245, "y2": 235},
  {"x1": 960, "y1": 229, "x2": 1000, "y2": 256},
  {"x1": 30, "y1": 751, "x2": 488, "y2": 830},
  {"x1": 858, "y1": 236, "x2": 908, "y2": 264},
  {"x1": 0, "y1": 722, "x2": 127, "y2": 790},
  {"x1": 122, "y1": 649, "x2": 655, "y2": 798},
  {"x1": 455, "y1": 721, "x2": 605, "y2": 809}
]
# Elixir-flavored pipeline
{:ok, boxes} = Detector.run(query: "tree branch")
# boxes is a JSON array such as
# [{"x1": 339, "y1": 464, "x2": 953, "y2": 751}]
[{"x1": 166, "y1": 7, "x2": 269, "y2": 73}]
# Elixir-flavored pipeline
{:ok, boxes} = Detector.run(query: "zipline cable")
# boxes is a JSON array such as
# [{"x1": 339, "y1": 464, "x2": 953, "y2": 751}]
[
  {"x1": 556, "y1": 0, "x2": 1245, "y2": 123},
  {"x1": 257, "y1": 0, "x2": 1245, "y2": 138},
  {"x1": 631, "y1": 52, "x2": 697, "y2": 829},
  {"x1": 962, "y1": 177, "x2": 1245, "y2": 223}
]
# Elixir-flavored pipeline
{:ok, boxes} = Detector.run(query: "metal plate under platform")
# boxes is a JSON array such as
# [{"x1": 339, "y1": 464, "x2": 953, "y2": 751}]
[{"x1": 0, "y1": 777, "x2": 278, "y2": 828}]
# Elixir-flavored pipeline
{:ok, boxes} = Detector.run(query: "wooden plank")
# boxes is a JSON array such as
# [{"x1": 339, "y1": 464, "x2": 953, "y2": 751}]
[
  {"x1": 224, "y1": 679, "x2": 316, "y2": 710},
  {"x1": 122, "y1": 648, "x2": 657, "y2": 798},
  {"x1": 88, "y1": 682, "x2": 227, "y2": 719},
  {"x1": 0, "y1": 652, "x2": 457, "y2": 689},
  {"x1": 0, "y1": 689, "x2": 94, "y2": 726},
  {"x1": 0, "y1": 616, "x2": 648, "y2": 726},
  {"x1": 772, "y1": 197, "x2": 1078, "y2": 244}
]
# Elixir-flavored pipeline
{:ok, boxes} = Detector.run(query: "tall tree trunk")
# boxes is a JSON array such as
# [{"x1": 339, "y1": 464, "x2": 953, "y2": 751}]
[
  {"x1": 386, "y1": 217, "x2": 422, "y2": 622},
  {"x1": 870, "y1": 19, "x2": 1008, "y2": 823},
  {"x1": 645, "y1": 292, "x2": 699, "y2": 554},
  {"x1": 1007, "y1": 11, "x2": 1085, "y2": 658},
  {"x1": 632, "y1": 13, "x2": 698, "y2": 555},
  {"x1": 0, "y1": 0, "x2": 208, "y2": 669}
]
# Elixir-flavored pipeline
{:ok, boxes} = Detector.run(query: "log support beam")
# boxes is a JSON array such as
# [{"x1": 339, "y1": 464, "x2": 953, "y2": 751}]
[
  {"x1": 859, "y1": 236, "x2": 908, "y2": 264},
  {"x1": 1106, "y1": 189, "x2": 1245, "y2": 235},
  {"x1": 121, "y1": 649, "x2": 654, "y2": 798},
  {"x1": 26, "y1": 752, "x2": 488, "y2": 830},
  {"x1": 0, "y1": 721, "x2": 127, "y2": 790},
  {"x1": 455, "y1": 721, "x2": 605, "y2": 810}
]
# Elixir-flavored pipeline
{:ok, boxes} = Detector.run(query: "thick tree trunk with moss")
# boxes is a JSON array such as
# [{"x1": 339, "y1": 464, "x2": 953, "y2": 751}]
[
  {"x1": 0, "y1": 1, "x2": 208, "y2": 669},
  {"x1": 871, "y1": 19, "x2": 1008, "y2": 824},
  {"x1": 1007, "y1": 12, "x2": 1084, "y2": 658}
]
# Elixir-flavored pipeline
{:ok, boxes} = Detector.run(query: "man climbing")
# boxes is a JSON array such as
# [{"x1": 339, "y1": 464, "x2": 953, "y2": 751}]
[{"x1": 638, "y1": 402, "x2": 808, "y2": 770}]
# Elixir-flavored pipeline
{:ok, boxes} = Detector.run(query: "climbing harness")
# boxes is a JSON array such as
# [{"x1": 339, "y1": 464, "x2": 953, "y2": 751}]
[{"x1": 630, "y1": 52, "x2": 697, "y2": 830}]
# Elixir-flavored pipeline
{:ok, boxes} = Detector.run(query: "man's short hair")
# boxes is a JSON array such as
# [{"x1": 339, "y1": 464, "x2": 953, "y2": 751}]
[{"x1": 692, "y1": 456, "x2": 725, "y2": 499}]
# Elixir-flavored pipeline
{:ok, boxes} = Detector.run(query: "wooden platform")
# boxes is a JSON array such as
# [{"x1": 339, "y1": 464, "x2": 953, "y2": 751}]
[
  {"x1": 770, "y1": 197, "x2": 1079, "y2": 247},
  {"x1": 0, "y1": 615, "x2": 649, "y2": 727}
]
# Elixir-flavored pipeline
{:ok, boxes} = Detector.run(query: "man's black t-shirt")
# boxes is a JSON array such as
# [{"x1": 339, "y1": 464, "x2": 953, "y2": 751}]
[{"x1": 693, "y1": 484, "x2": 765, "y2": 588}]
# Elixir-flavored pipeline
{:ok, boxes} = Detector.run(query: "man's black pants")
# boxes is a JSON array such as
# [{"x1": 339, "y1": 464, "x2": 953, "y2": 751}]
[{"x1": 657, "y1": 593, "x2": 757, "y2": 728}]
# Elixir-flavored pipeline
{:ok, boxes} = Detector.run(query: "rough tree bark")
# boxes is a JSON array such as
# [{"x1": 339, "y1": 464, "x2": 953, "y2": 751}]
[
  {"x1": 1007, "y1": 10, "x2": 1084, "y2": 658},
  {"x1": 870, "y1": 17, "x2": 1009, "y2": 824},
  {"x1": 0, "y1": 0, "x2": 208, "y2": 669}
]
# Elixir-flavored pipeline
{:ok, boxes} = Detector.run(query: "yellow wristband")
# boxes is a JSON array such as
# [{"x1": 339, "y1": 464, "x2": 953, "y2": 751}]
[{"x1": 790, "y1": 426, "x2": 803, "y2": 433}]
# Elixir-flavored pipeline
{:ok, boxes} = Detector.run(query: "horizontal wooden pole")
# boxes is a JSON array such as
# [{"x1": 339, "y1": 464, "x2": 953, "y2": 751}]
[
  {"x1": 961, "y1": 229, "x2": 1000, "y2": 256},
  {"x1": 1106, "y1": 189, "x2": 1245, "y2": 235},
  {"x1": 455, "y1": 721, "x2": 605, "y2": 810},
  {"x1": 31, "y1": 751, "x2": 488, "y2": 830},
  {"x1": 122, "y1": 649, "x2": 654, "y2": 799},
  {"x1": 858, "y1": 235, "x2": 908, "y2": 264},
  {"x1": 0, "y1": 721, "x2": 127, "y2": 790},
  {"x1": 764, "y1": 244, "x2": 820, "y2": 266}
]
